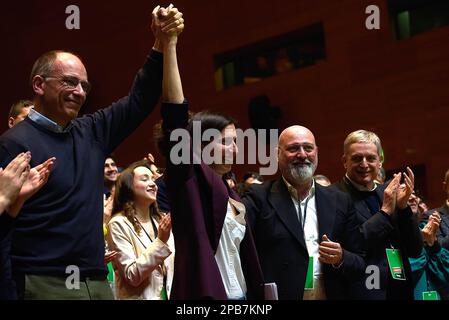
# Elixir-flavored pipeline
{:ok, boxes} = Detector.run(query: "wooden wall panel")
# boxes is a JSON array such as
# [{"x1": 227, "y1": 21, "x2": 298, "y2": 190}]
[{"x1": 1, "y1": 0, "x2": 447, "y2": 207}]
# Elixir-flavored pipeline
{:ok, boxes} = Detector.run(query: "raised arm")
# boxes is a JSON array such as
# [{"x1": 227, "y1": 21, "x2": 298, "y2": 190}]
[
  {"x1": 87, "y1": 5, "x2": 185, "y2": 155},
  {"x1": 153, "y1": 4, "x2": 185, "y2": 103}
]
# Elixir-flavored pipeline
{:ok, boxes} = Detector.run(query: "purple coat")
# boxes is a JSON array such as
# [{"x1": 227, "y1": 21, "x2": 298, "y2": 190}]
[{"x1": 161, "y1": 102, "x2": 264, "y2": 300}]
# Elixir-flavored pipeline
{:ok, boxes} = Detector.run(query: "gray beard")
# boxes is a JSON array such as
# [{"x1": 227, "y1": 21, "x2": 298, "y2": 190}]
[{"x1": 289, "y1": 162, "x2": 316, "y2": 185}]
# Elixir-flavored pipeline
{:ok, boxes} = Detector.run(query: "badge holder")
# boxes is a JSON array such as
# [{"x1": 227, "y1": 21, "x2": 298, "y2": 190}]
[
  {"x1": 385, "y1": 248, "x2": 406, "y2": 280},
  {"x1": 422, "y1": 291, "x2": 439, "y2": 300},
  {"x1": 304, "y1": 256, "x2": 314, "y2": 290}
]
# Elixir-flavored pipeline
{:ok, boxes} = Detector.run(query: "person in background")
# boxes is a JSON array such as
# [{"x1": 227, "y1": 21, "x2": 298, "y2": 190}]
[
  {"x1": 223, "y1": 171, "x2": 237, "y2": 190},
  {"x1": 409, "y1": 209, "x2": 449, "y2": 300},
  {"x1": 422, "y1": 169, "x2": 449, "y2": 249},
  {"x1": 107, "y1": 160, "x2": 174, "y2": 300},
  {"x1": 314, "y1": 174, "x2": 331, "y2": 187},
  {"x1": 243, "y1": 172, "x2": 264, "y2": 186},
  {"x1": 408, "y1": 191, "x2": 429, "y2": 217},
  {"x1": 235, "y1": 172, "x2": 263, "y2": 197},
  {"x1": 104, "y1": 156, "x2": 119, "y2": 200},
  {"x1": 145, "y1": 153, "x2": 163, "y2": 181},
  {"x1": 8, "y1": 100, "x2": 33, "y2": 129}
]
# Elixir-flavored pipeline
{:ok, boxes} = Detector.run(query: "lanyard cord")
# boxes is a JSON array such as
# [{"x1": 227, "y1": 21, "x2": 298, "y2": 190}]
[
  {"x1": 136, "y1": 216, "x2": 168, "y2": 284},
  {"x1": 298, "y1": 196, "x2": 311, "y2": 231},
  {"x1": 136, "y1": 217, "x2": 158, "y2": 242}
]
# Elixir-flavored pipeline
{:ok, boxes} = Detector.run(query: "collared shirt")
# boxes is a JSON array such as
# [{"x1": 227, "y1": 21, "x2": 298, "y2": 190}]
[
  {"x1": 345, "y1": 174, "x2": 378, "y2": 192},
  {"x1": 283, "y1": 177, "x2": 321, "y2": 279},
  {"x1": 28, "y1": 108, "x2": 65, "y2": 133},
  {"x1": 215, "y1": 198, "x2": 247, "y2": 299}
]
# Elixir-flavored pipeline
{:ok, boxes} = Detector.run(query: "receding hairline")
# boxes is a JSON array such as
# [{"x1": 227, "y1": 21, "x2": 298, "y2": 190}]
[{"x1": 30, "y1": 50, "x2": 85, "y2": 84}]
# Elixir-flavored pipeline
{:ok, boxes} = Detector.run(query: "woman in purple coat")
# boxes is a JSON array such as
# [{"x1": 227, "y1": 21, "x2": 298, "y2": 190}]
[{"x1": 157, "y1": 12, "x2": 264, "y2": 300}]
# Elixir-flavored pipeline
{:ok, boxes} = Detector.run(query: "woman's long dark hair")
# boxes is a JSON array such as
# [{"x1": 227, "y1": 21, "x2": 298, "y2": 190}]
[
  {"x1": 157, "y1": 111, "x2": 236, "y2": 155},
  {"x1": 112, "y1": 160, "x2": 162, "y2": 234},
  {"x1": 187, "y1": 111, "x2": 237, "y2": 146}
]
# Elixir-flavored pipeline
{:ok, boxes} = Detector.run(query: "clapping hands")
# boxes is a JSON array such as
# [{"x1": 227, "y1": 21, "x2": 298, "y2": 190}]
[
  {"x1": 381, "y1": 167, "x2": 414, "y2": 215},
  {"x1": 0, "y1": 152, "x2": 31, "y2": 214},
  {"x1": 421, "y1": 211, "x2": 441, "y2": 247}
]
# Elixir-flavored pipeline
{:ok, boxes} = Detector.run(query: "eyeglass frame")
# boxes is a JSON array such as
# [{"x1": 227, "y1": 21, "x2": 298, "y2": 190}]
[{"x1": 41, "y1": 74, "x2": 91, "y2": 94}]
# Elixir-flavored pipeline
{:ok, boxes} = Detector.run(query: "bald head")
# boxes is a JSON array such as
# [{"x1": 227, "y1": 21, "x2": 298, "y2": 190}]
[
  {"x1": 30, "y1": 50, "x2": 85, "y2": 84},
  {"x1": 279, "y1": 126, "x2": 316, "y2": 148},
  {"x1": 278, "y1": 125, "x2": 318, "y2": 187},
  {"x1": 54, "y1": 52, "x2": 85, "y2": 71},
  {"x1": 30, "y1": 50, "x2": 88, "y2": 127}
]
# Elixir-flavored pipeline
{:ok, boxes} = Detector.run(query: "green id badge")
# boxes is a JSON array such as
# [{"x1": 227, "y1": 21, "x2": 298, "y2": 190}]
[
  {"x1": 161, "y1": 286, "x2": 168, "y2": 300},
  {"x1": 107, "y1": 261, "x2": 114, "y2": 283},
  {"x1": 385, "y1": 248, "x2": 406, "y2": 280},
  {"x1": 422, "y1": 291, "x2": 439, "y2": 300},
  {"x1": 304, "y1": 256, "x2": 314, "y2": 290}
]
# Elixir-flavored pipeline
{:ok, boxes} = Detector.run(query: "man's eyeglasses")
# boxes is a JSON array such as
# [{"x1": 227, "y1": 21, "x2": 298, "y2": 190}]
[
  {"x1": 283, "y1": 143, "x2": 316, "y2": 154},
  {"x1": 42, "y1": 75, "x2": 91, "y2": 94}
]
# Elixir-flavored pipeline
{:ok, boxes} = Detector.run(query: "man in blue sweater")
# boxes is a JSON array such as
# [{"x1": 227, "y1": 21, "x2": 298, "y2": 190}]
[{"x1": 0, "y1": 5, "x2": 184, "y2": 299}]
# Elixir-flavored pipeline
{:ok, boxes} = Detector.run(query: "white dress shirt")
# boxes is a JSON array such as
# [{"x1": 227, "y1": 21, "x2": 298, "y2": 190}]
[
  {"x1": 283, "y1": 178, "x2": 321, "y2": 280},
  {"x1": 215, "y1": 198, "x2": 247, "y2": 299}
]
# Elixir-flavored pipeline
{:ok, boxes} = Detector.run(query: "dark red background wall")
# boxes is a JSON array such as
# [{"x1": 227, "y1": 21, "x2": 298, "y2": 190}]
[{"x1": 1, "y1": 0, "x2": 448, "y2": 207}]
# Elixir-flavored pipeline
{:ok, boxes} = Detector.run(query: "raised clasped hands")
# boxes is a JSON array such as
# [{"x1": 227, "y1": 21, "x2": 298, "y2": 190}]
[{"x1": 151, "y1": 4, "x2": 184, "y2": 46}]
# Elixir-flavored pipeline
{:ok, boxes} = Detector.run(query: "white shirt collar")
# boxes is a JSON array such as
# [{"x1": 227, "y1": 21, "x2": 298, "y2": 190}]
[{"x1": 282, "y1": 176, "x2": 315, "y2": 202}]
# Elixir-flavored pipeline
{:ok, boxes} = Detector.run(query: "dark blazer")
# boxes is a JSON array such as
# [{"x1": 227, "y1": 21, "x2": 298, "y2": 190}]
[
  {"x1": 331, "y1": 177, "x2": 423, "y2": 300},
  {"x1": 423, "y1": 204, "x2": 449, "y2": 249},
  {"x1": 242, "y1": 177, "x2": 365, "y2": 300},
  {"x1": 160, "y1": 102, "x2": 264, "y2": 300}
]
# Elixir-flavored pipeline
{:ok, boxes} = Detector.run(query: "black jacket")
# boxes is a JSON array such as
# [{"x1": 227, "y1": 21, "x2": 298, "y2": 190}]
[
  {"x1": 242, "y1": 178, "x2": 364, "y2": 300},
  {"x1": 331, "y1": 177, "x2": 423, "y2": 300}
]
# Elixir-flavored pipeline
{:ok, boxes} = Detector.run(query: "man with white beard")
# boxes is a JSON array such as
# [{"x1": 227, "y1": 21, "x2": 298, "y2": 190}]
[{"x1": 243, "y1": 126, "x2": 365, "y2": 300}]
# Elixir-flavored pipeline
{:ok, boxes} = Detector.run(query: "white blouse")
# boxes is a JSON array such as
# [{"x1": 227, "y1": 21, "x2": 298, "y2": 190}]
[{"x1": 214, "y1": 198, "x2": 247, "y2": 299}]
